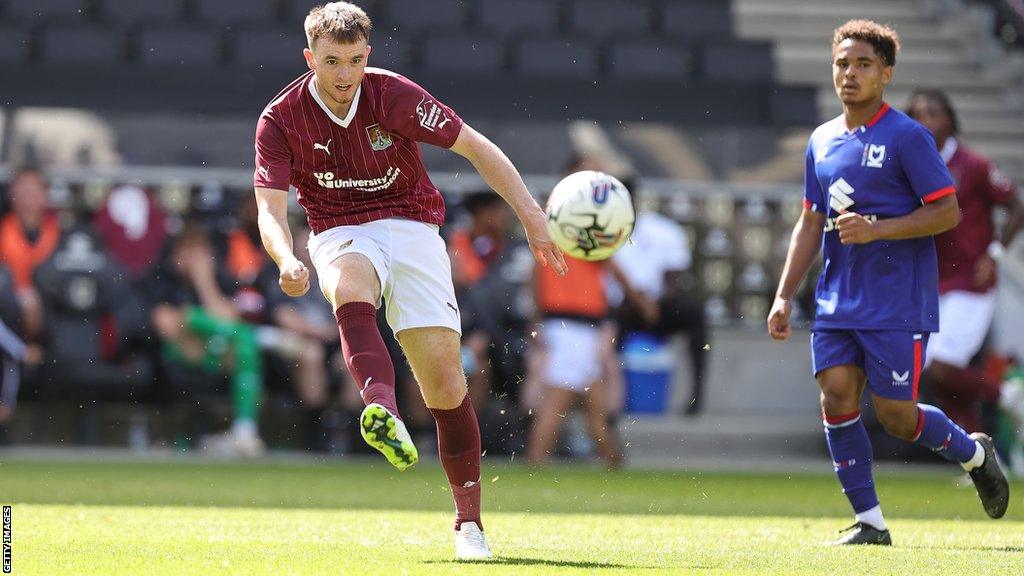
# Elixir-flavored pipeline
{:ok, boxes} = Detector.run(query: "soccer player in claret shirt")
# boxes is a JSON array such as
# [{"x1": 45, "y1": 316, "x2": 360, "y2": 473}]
[
  {"x1": 767, "y1": 20, "x2": 1009, "y2": 546},
  {"x1": 905, "y1": 89, "x2": 1024, "y2": 433},
  {"x1": 251, "y1": 2, "x2": 567, "y2": 560}
]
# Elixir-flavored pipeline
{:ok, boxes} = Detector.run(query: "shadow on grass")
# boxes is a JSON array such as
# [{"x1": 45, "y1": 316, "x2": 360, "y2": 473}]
[{"x1": 422, "y1": 556, "x2": 653, "y2": 569}]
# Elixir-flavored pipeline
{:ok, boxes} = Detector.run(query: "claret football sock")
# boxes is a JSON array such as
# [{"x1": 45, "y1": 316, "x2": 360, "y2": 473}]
[
  {"x1": 911, "y1": 404, "x2": 978, "y2": 464},
  {"x1": 824, "y1": 411, "x2": 881, "y2": 518},
  {"x1": 335, "y1": 302, "x2": 400, "y2": 418},
  {"x1": 429, "y1": 394, "x2": 483, "y2": 531}
]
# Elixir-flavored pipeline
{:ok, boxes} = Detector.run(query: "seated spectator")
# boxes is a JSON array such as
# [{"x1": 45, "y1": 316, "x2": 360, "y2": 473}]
[
  {"x1": 147, "y1": 223, "x2": 266, "y2": 457},
  {"x1": 0, "y1": 168, "x2": 62, "y2": 342},
  {"x1": 92, "y1": 184, "x2": 169, "y2": 282},
  {"x1": 0, "y1": 263, "x2": 40, "y2": 432},
  {"x1": 448, "y1": 192, "x2": 535, "y2": 410},
  {"x1": 611, "y1": 177, "x2": 709, "y2": 415}
]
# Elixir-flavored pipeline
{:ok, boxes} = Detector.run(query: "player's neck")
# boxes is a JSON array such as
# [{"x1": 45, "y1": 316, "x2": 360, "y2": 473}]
[{"x1": 842, "y1": 98, "x2": 885, "y2": 131}]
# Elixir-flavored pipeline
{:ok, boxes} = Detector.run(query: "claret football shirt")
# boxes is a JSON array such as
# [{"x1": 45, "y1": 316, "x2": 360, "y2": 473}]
[{"x1": 254, "y1": 67, "x2": 464, "y2": 233}]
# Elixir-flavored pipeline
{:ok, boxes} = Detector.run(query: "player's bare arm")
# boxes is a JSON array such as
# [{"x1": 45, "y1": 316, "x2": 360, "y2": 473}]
[
  {"x1": 254, "y1": 186, "x2": 310, "y2": 297},
  {"x1": 449, "y1": 124, "x2": 568, "y2": 276},
  {"x1": 769, "y1": 208, "x2": 826, "y2": 340},
  {"x1": 837, "y1": 193, "x2": 959, "y2": 244}
]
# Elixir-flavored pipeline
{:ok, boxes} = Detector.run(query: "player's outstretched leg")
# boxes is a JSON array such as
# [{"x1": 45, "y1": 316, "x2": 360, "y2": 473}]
[
  {"x1": 824, "y1": 411, "x2": 891, "y2": 545},
  {"x1": 909, "y1": 404, "x2": 1009, "y2": 518},
  {"x1": 430, "y1": 394, "x2": 491, "y2": 560},
  {"x1": 335, "y1": 301, "x2": 417, "y2": 470}
]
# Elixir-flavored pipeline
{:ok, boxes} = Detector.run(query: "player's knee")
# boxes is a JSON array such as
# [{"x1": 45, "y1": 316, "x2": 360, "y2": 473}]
[
  {"x1": 875, "y1": 404, "x2": 918, "y2": 440},
  {"x1": 331, "y1": 284, "x2": 376, "y2": 308},
  {"x1": 423, "y1": 374, "x2": 468, "y2": 409},
  {"x1": 819, "y1": 387, "x2": 858, "y2": 415}
]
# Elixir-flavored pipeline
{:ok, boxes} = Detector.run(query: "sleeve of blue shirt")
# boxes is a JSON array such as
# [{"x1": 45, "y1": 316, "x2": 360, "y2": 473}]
[
  {"x1": 803, "y1": 140, "x2": 826, "y2": 213},
  {"x1": 899, "y1": 124, "x2": 955, "y2": 203}
]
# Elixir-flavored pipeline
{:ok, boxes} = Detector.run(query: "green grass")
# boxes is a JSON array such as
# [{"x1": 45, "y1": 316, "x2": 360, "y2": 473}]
[{"x1": 2, "y1": 456, "x2": 1023, "y2": 574}]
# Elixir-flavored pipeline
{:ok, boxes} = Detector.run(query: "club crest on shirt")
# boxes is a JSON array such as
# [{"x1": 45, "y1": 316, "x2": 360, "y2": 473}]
[
  {"x1": 862, "y1": 143, "x2": 886, "y2": 168},
  {"x1": 365, "y1": 124, "x2": 393, "y2": 151},
  {"x1": 416, "y1": 96, "x2": 451, "y2": 132}
]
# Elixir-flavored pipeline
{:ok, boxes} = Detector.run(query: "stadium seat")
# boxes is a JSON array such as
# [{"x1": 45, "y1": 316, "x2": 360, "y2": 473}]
[
  {"x1": 421, "y1": 33, "x2": 505, "y2": 74},
  {"x1": 0, "y1": 26, "x2": 31, "y2": 63},
  {"x1": 40, "y1": 24, "x2": 125, "y2": 65},
  {"x1": 234, "y1": 26, "x2": 307, "y2": 68},
  {"x1": 366, "y1": 31, "x2": 413, "y2": 70},
  {"x1": 193, "y1": 0, "x2": 279, "y2": 27},
  {"x1": 5, "y1": 0, "x2": 87, "y2": 22},
  {"x1": 661, "y1": 1, "x2": 733, "y2": 40},
  {"x1": 33, "y1": 228, "x2": 152, "y2": 401},
  {"x1": 568, "y1": 0, "x2": 651, "y2": 38},
  {"x1": 379, "y1": 0, "x2": 466, "y2": 33},
  {"x1": 515, "y1": 37, "x2": 599, "y2": 79},
  {"x1": 136, "y1": 26, "x2": 223, "y2": 67},
  {"x1": 608, "y1": 40, "x2": 691, "y2": 81},
  {"x1": 477, "y1": 0, "x2": 559, "y2": 35},
  {"x1": 97, "y1": 0, "x2": 185, "y2": 26},
  {"x1": 700, "y1": 41, "x2": 774, "y2": 84}
]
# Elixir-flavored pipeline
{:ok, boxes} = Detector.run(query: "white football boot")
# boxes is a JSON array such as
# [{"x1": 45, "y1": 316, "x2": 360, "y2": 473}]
[{"x1": 454, "y1": 521, "x2": 493, "y2": 561}]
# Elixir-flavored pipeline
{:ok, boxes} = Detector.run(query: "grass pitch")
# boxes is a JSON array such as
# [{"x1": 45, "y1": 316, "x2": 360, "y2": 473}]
[{"x1": 2, "y1": 455, "x2": 1022, "y2": 575}]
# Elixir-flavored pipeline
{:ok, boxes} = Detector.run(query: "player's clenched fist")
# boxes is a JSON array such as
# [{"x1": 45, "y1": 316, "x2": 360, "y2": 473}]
[
  {"x1": 767, "y1": 296, "x2": 792, "y2": 341},
  {"x1": 836, "y1": 210, "x2": 877, "y2": 244},
  {"x1": 279, "y1": 257, "x2": 310, "y2": 297}
]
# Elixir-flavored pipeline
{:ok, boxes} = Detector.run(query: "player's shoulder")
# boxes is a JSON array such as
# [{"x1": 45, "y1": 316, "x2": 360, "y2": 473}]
[
  {"x1": 884, "y1": 107, "x2": 930, "y2": 141},
  {"x1": 363, "y1": 66, "x2": 415, "y2": 89},
  {"x1": 261, "y1": 70, "x2": 315, "y2": 118},
  {"x1": 809, "y1": 115, "x2": 844, "y2": 144}
]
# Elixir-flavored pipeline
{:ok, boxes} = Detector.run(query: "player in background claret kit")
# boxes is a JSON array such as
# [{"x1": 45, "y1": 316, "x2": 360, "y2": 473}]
[
  {"x1": 905, "y1": 90, "x2": 1024, "y2": 434},
  {"x1": 767, "y1": 20, "x2": 1009, "y2": 546},
  {"x1": 251, "y1": 2, "x2": 567, "y2": 561}
]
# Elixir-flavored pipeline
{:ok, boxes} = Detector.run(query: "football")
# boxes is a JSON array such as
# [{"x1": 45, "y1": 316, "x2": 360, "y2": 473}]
[{"x1": 545, "y1": 170, "x2": 635, "y2": 262}]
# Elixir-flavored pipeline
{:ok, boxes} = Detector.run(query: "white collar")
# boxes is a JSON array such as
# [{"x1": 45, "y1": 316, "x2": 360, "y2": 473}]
[
  {"x1": 308, "y1": 75, "x2": 361, "y2": 128},
  {"x1": 939, "y1": 136, "x2": 958, "y2": 164}
]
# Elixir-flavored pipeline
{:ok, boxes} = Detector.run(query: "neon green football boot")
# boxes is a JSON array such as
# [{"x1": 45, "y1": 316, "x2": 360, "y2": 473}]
[{"x1": 359, "y1": 403, "x2": 418, "y2": 471}]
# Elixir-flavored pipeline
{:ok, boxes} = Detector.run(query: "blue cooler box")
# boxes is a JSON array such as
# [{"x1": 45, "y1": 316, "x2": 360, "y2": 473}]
[{"x1": 622, "y1": 332, "x2": 674, "y2": 414}]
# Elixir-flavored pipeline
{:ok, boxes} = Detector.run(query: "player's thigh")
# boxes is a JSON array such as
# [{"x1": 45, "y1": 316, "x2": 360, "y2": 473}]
[
  {"x1": 382, "y1": 219, "x2": 461, "y2": 336},
  {"x1": 307, "y1": 225, "x2": 386, "y2": 309},
  {"x1": 396, "y1": 325, "x2": 466, "y2": 409},
  {"x1": 858, "y1": 330, "x2": 927, "y2": 402},
  {"x1": 812, "y1": 330, "x2": 866, "y2": 412},
  {"x1": 926, "y1": 290, "x2": 996, "y2": 369}
]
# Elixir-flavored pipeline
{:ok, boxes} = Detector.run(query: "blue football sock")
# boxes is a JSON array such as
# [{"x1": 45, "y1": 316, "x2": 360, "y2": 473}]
[
  {"x1": 911, "y1": 404, "x2": 977, "y2": 463},
  {"x1": 825, "y1": 412, "x2": 879, "y2": 514}
]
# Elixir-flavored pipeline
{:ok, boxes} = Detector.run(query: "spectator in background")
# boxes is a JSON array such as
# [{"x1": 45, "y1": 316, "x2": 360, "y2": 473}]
[
  {"x1": 525, "y1": 250, "x2": 651, "y2": 469},
  {"x1": 92, "y1": 185, "x2": 169, "y2": 282},
  {"x1": 0, "y1": 263, "x2": 40, "y2": 432},
  {"x1": 448, "y1": 191, "x2": 535, "y2": 413},
  {"x1": 0, "y1": 168, "x2": 61, "y2": 342},
  {"x1": 612, "y1": 177, "x2": 709, "y2": 415},
  {"x1": 907, "y1": 90, "x2": 1024, "y2": 432},
  {"x1": 147, "y1": 224, "x2": 266, "y2": 457},
  {"x1": 219, "y1": 199, "x2": 331, "y2": 451}
]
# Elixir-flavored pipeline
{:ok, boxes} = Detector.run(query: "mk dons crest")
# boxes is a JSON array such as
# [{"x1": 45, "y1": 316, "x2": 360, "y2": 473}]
[{"x1": 365, "y1": 124, "x2": 393, "y2": 151}]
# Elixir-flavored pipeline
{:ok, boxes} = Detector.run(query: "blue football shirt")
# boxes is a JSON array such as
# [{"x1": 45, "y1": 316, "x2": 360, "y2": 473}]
[{"x1": 803, "y1": 103, "x2": 955, "y2": 332}]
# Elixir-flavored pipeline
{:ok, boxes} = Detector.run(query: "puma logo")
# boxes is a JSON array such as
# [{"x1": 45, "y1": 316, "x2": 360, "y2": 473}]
[{"x1": 313, "y1": 139, "x2": 332, "y2": 155}]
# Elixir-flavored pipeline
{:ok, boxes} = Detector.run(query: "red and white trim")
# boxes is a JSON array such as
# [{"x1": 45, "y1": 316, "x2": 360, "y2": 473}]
[{"x1": 824, "y1": 410, "x2": 862, "y2": 429}]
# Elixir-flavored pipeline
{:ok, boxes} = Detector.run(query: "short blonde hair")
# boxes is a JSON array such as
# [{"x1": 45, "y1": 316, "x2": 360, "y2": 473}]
[
  {"x1": 833, "y1": 19, "x2": 901, "y2": 66},
  {"x1": 304, "y1": 2, "x2": 372, "y2": 48}
]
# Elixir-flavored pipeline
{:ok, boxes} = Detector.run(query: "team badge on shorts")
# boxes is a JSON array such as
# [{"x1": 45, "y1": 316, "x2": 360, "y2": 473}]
[{"x1": 366, "y1": 124, "x2": 393, "y2": 151}]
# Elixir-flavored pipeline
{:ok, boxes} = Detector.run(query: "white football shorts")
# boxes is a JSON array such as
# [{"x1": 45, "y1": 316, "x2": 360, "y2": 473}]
[
  {"x1": 307, "y1": 218, "x2": 461, "y2": 336},
  {"x1": 925, "y1": 289, "x2": 997, "y2": 369},
  {"x1": 540, "y1": 318, "x2": 603, "y2": 392}
]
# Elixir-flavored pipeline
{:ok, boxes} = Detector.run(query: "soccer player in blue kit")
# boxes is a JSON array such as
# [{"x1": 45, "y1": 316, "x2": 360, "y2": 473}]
[{"x1": 767, "y1": 20, "x2": 1009, "y2": 545}]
